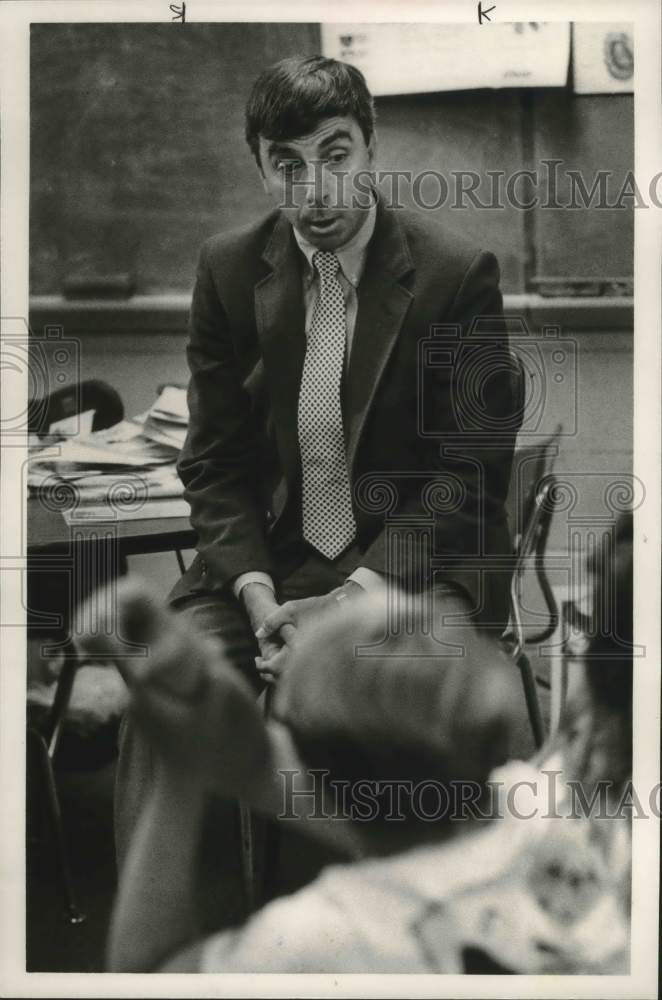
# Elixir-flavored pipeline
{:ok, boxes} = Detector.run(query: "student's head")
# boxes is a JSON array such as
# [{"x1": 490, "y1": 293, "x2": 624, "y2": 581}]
[
  {"x1": 559, "y1": 511, "x2": 633, "y2": 792},
  {"x1": 585, "y1": 511, "x2": 633, "y2": 710},
  {"x1": 274, "y1": 592, "x2": 520, "y2": 851},
  {"x1": 582, "y1": 511, "x2": 633, "y2": 785},
  {"x1": 245, "y1": 55, "x2": 377, "y2": 250}
]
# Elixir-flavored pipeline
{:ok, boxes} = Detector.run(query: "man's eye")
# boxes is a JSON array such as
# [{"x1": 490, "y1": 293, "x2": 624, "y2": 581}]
[
  {"x1": 328, "y1": 150, "x2": 349, "y2": 165},
  {"x1": 276, "y1": 159, "x2": 303, "y2": 174}
]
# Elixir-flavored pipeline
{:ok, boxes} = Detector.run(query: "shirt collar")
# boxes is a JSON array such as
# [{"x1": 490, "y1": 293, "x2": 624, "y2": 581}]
[{"x1": 292, "y1": 199, "x2": 377, "y2": 288}]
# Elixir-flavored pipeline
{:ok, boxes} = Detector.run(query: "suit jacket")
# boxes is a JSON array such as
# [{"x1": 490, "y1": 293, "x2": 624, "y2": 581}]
[{"x1": 171, "y1": 200, "x2": 520, "y2": 625}]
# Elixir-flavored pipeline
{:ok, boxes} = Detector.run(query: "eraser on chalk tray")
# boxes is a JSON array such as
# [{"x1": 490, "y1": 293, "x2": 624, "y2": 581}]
[{"x1": 62, "y1": 273, "x2": 136, "y2": 299}]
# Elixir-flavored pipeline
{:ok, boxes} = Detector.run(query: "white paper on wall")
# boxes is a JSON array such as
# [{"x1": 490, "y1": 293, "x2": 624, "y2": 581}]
[{"x1": 321, "y1": 22, "x2": 571, "y2": 96}]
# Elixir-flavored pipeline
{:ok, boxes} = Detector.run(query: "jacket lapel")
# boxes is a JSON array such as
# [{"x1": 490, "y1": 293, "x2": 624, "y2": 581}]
[
  {"x1": 345, "y1": 202, "x2": 415, "y2": 477},
  {"x1": 254, "y1": 215, "x2": 306, "y2": 496}
]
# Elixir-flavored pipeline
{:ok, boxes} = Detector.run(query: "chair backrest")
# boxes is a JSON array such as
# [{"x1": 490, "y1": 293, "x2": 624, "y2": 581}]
[
  {"x1": 505, "y1": 420, "x2": 563, "y2": 656},
  {"x1": 29, "y1": 379, "x2": 124, "y2": 435},
  {"x1": 508, "y1": 347, "x2": 527, "y2": 435},
  {"x1": 505, "y1": 418, "x2": 562, "y2": 544}
]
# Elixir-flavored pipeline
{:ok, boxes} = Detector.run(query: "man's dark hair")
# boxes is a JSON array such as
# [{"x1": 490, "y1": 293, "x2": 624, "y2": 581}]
[{"x1": 245, "y1": 55, "x2": 376, "y2": 168}]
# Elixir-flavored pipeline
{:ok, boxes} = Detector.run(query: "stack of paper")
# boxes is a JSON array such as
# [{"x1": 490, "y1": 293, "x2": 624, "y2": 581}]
[
  {"x1": 28, "y1": 387, "x2": 191, "y2": 515},
  {"x1": 139, "y1": 385, "x2": 189, "y2": 452},
  {"x1": 28, "y1": 460, "x2": 184, "y2": 505},
  {"x1": 30, "y1": 420, "x2": 173, "y2": 477}
]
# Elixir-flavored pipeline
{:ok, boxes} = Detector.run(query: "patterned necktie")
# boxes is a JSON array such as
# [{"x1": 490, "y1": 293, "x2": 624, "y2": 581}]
[{"x1": 298, "y1": 251, "x2": 357, "y2": 560}]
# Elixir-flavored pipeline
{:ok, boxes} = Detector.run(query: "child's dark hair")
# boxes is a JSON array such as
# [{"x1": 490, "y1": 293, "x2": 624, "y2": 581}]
[
  {"x1": 560, "y1": 511, "x2": 634, "y2": 789},
  {"x1": 585, "y1": 511, "x2": 633, "y2": 713},
  {"x1": 245, "y1": 55, "x2": 376, "y2": 168}
]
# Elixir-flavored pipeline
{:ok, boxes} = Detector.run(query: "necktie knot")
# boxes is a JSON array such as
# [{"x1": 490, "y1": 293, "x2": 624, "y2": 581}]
[{"x1": 313, "y1": 250, "x2": 340, "y2": 284}]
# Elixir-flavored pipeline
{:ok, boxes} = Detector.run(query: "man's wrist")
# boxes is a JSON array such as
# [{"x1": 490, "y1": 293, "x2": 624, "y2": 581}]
[
  {"x1": 233, "y1": 571, "x2": 275, "y2": 601},
  {"x1": 241, "y1": 581, "x2": 276, "y2": 601},
  {"x1": 241, "y1": 583, "x2": 277, "y2": 612},
  {"x1": 334, "y1": 579, "x2": 365, "y2": 605},
  {"x1": 241, "y1": 582, "x2": 279, "y2": 634}
]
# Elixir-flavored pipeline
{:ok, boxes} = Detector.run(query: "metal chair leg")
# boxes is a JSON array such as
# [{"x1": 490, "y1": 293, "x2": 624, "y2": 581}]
[
  {"x1": 31, "y1": 730, "x2": 86, "y2": 924},
  {"x1": 517, "y1": 651, "x2": 546, "y2": 750}
]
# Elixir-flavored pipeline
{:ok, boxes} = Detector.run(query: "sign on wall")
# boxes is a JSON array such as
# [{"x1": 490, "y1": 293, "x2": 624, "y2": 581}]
[{"x1": 321, "y1": 22, "x2": 571, "y2": 95}]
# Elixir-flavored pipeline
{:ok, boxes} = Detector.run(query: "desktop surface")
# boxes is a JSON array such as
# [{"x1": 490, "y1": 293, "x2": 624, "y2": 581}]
[{"x1": 27, "y1": 495, "x2": 195, "y2": 556}]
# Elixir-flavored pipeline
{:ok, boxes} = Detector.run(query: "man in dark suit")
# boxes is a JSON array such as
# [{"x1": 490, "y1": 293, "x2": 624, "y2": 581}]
[
  {"x1": 116, "y1": 54, "x2": 519, "y2": 911},
  {"x1": 167, "y1": 55, "x2": 518, "y2": 683}
]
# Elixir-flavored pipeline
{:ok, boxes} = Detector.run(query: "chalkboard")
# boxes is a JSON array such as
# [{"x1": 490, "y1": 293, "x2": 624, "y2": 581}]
[
  {"x1": 532, "y1": 92, "x2": 634, "y2": 282},
  {"x1": 372, "y1": 89, "x2": 527, "y2": 291},
  {"x1": 30, "y1": 24, "x2": 633, "y2": 298},
  {"x1": 30, "y1": 23, "x2": 320, "y2": 295}
]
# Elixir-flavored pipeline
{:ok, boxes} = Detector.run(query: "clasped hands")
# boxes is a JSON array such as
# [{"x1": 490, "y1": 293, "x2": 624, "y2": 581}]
[{"x1": 241, "y1": 580, "x2": 364, "y2": 683}]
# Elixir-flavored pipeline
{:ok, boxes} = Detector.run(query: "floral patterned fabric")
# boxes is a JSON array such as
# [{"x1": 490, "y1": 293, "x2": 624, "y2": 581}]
[{"x1": 199, "y1": 756, "x2": 630, "y2": 973}]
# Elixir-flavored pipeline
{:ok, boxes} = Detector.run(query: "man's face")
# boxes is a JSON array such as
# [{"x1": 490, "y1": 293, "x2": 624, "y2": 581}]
[{"x1": 258, "y1": 115, "x2": 376, "y2": 250}]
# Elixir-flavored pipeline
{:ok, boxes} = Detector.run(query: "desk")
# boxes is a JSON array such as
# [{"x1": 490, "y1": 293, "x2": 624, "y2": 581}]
[
  {"x1": 28, "y1": 493, "x2": 197, "y2": 637},
  {"x1": 28, "y1": 495, "x2": 195, "y2": 556},
  {"x1": 27, "y1": 491, "x2": 197, "y2": 692},
  {"x1": 28, "y1": 494, "x2": 196, "y2": 651}
]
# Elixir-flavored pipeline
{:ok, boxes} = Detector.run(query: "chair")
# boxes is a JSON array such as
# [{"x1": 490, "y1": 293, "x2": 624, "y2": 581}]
[
  {"x1": 28, "y1": 378, "x2": 124, "y2": 435},
  {"x1": 502, "y1": 423, "x2": 563, "y2": 749}
]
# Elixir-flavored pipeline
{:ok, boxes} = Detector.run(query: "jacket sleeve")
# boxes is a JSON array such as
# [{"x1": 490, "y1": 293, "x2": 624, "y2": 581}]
[
  {"x1": 177, "y1": 241, "x2": 274, "y2": 590},
  {"x1": 356, "y1": 250, "x2": 519, "y2": 601}
]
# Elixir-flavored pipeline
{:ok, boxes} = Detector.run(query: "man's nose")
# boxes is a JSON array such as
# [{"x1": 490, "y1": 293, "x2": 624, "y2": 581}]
[{"x1": 303, "y1": 160, "x2": 331, "y2": 207}]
